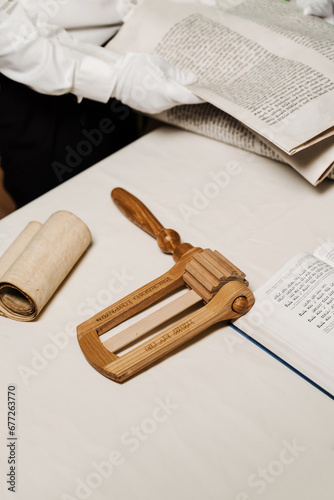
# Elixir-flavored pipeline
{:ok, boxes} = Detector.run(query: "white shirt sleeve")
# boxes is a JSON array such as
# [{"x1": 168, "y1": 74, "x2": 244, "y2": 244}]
[{"x1": 0, "y1": 1, "x2": 118, "y2": 102}]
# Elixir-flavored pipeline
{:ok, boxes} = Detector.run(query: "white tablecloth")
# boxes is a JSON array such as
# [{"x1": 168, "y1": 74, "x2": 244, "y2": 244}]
[{"x1": 0, "y1": 127, "x2": 333, "y2": 500}]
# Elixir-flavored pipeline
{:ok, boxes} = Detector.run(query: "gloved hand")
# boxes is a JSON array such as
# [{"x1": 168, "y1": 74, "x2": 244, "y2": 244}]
[
  {"x1": 110, "y1": 52, "x2": 203, "y2": 114},
  {"x1": 297, "y1": 0, "x2": 334, "y2": 25}
]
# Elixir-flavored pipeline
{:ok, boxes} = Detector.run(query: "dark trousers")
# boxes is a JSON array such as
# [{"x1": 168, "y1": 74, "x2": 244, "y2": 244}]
[{"x1": 0, "y1": 73, "x2": 138, "y2": 207}]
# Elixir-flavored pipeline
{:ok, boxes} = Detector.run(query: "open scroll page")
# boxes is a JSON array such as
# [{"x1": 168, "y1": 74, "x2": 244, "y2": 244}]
[
  {"x1": 108, "y1": 0, "x2": 334, "y2": 164},
  {"x1": 155, "y1": 103, "x2": 334, "y2": 186}
]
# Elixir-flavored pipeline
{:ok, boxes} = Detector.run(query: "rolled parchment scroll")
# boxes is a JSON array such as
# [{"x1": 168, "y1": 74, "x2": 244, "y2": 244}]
[{"x1": 0, "y1": 211, "x2": 92, "y2": 321}]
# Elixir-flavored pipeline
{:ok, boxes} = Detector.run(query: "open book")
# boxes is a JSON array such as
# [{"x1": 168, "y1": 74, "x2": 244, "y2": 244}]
[
  {"x1": 234, "y1": 239, "x2": 334, "y2": 398},
  {"x1": 108, "y1": 0, "x2": 334, "y2": 185}
]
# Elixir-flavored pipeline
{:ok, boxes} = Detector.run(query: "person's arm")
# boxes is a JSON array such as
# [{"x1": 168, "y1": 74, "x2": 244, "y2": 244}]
[
  {"x1": 0, "y1": 1, "x2": 202, "y2": 112},
  {"x1": 0, "y1": 1, "x2": 120, "y2": 102}
]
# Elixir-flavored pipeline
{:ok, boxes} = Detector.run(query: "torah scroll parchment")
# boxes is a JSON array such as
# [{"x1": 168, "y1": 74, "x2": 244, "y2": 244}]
[{"x1": 0, "y1": 211, "x2": 92, "y2": 321}]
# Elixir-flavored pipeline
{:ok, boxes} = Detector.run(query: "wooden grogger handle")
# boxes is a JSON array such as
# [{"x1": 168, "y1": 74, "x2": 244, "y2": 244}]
[{"x1": 111, "y1": 188, "x2": 194, "y2": 261}]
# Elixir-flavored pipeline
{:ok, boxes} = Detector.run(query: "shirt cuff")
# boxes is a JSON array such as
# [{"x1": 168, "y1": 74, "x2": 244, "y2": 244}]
[{"x1": 74, "y1": 55, "x2": 117, "y2": 103}]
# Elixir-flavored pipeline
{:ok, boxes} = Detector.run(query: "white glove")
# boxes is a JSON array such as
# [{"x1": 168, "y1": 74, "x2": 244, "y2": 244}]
[
  {"x1": 110, "y1": 52, "x2": 203, "y2": 114},
  {"x1": 297, "y1": 0, "x2": 334, "y2": 25}
]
